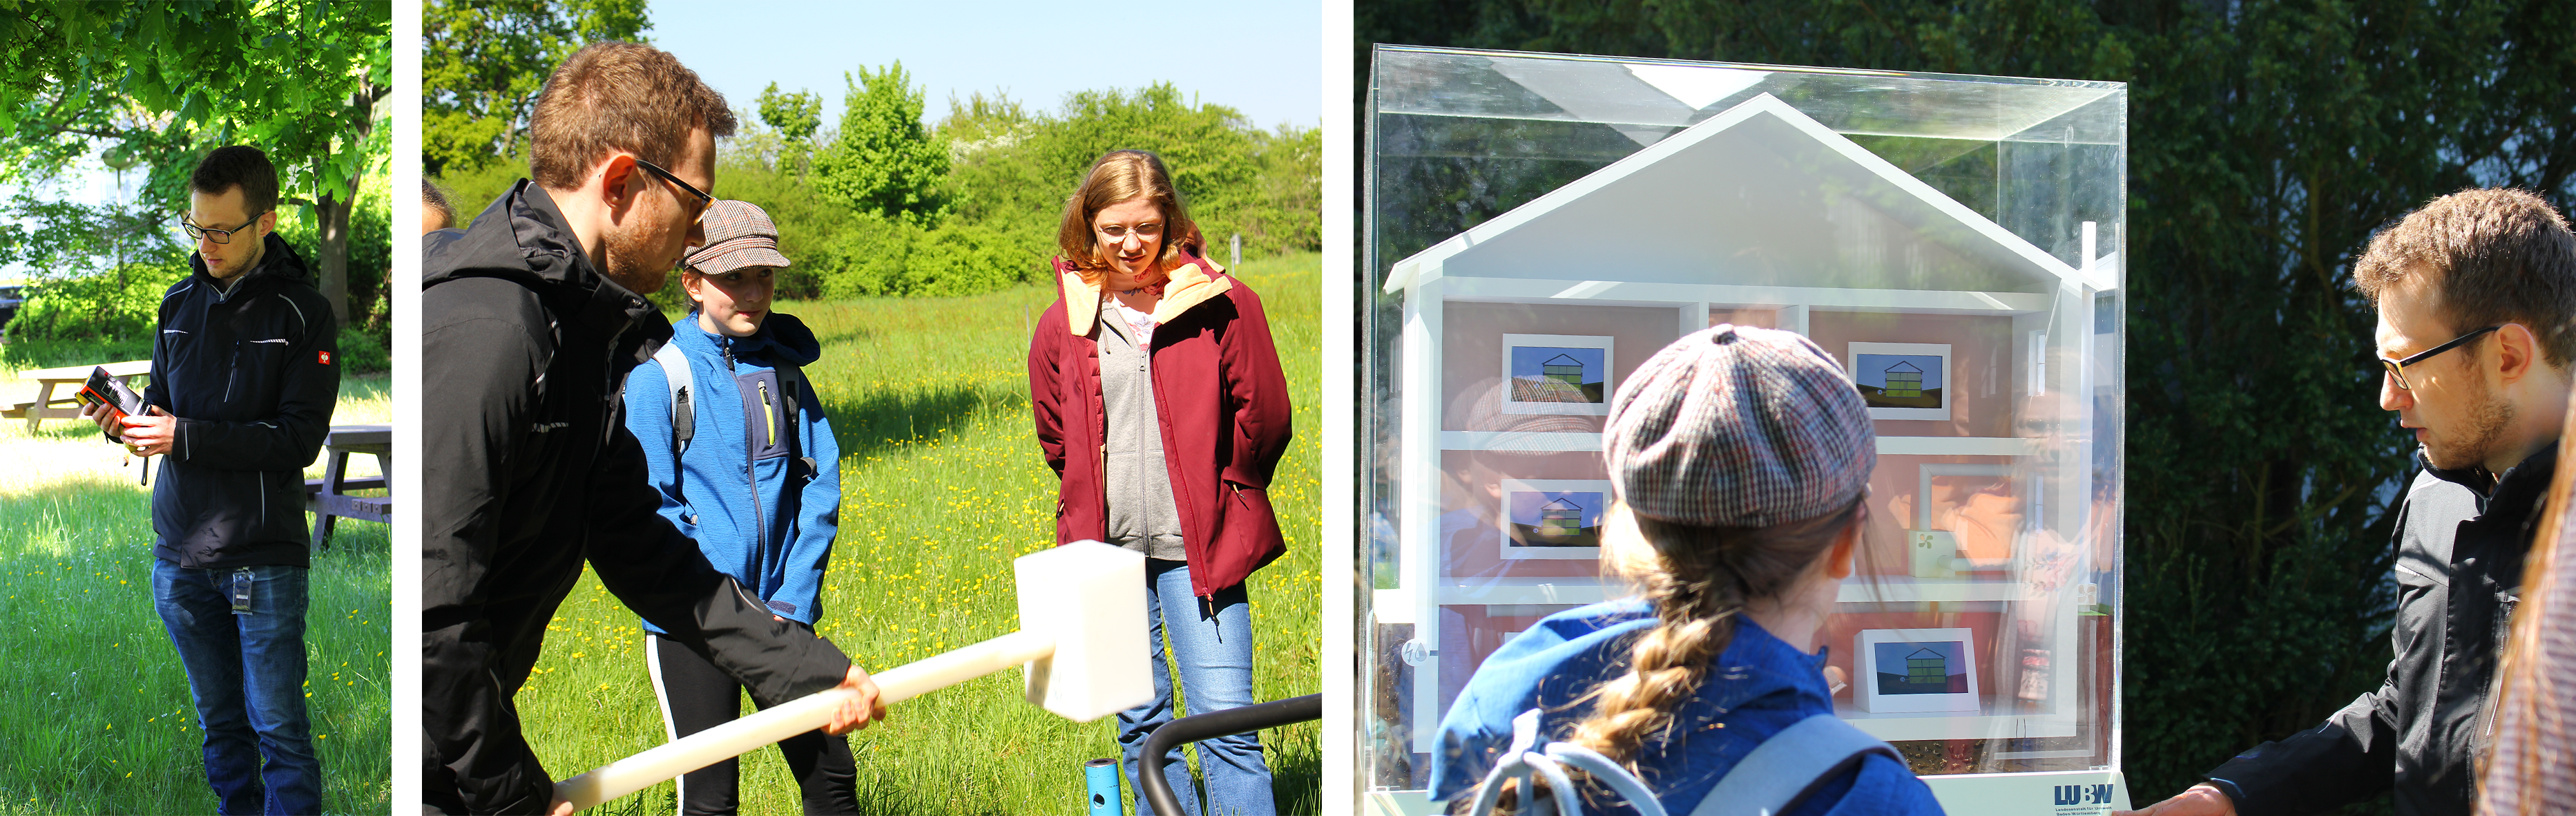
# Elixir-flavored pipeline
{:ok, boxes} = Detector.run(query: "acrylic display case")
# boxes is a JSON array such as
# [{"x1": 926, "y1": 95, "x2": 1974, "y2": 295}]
[{"x1": 1361, "y1": 46, "x2": 2128, "y2": 815}]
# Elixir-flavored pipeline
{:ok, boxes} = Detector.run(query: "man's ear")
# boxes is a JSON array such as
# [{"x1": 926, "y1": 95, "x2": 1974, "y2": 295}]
[
  {"x1": 255, "y1": 209, "x2": 278, "y2": 241},
  {"x1": 598, "y1": 153, "x2": 640, "y2": 213},
  {"x1": 2497, "y1": 322, "x2": 2539, "y2": 385}
]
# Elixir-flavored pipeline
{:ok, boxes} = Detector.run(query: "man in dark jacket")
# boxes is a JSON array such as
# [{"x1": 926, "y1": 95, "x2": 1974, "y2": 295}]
[
  {"x1": 421, "y1": 41, "x2": 879, "y2": 815},
  {"x1": 87, "y1": 145, "x2": 337, "y2": 815},
  {"x1": 2121, "y1": 189, "x2": 2576, "y2": 815}
]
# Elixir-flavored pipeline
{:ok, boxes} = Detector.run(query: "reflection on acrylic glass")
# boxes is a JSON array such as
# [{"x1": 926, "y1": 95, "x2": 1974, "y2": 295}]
[
  {"x1": 1508, "y1": 346, "x2": 1606, "y2": 405},
  {"x1": 1507, "y1": 489, "x2": 1604, "y2": 547}
]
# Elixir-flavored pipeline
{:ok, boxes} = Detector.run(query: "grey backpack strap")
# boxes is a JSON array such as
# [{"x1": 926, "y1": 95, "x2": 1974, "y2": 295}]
[
  {"x1": 1463, "y1": 710, "x2": 1671, "y2": 816},
  {"x1": 1688, "y1": 714, "x2": 1899, "y2": 816},
  {"x1": 651, "y1": 341, "x2": 695, "y2": 501},
  {"x1": 653, "y1": 341, "x2": 695, "y2": 453}
]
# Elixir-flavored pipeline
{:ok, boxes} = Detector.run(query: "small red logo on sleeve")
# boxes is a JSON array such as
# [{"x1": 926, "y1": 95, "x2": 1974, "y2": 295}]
[{"x1": 318, "y1": 351, "x2": 333, "y2": 366}]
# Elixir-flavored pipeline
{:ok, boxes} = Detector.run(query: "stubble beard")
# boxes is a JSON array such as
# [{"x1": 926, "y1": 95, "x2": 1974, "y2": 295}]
[
  {"x1": 2426, "y1": 379, "x2": 2515, "y2": 472},
  {"x1": 598, "y1": 218, "x2": 673, "y2": 298}
]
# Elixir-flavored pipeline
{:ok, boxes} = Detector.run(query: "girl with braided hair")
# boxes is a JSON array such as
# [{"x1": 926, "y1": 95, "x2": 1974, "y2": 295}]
[{"x1": 1428, "y1": 325, "x2": 1944, "y2": 816}]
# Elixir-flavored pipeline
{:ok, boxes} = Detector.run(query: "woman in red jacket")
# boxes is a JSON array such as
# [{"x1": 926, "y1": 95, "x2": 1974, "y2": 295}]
[{"x1": 1027, "y1": 150, "x2": 1293, "y2": 816}]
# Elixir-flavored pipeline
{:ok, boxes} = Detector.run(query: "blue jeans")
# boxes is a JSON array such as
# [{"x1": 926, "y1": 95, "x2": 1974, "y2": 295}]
[
  {"x1": 153, "y1": 559, "x2": 320, "y2": 815},
  {"x1": 1118, "y1": 560, "x2": 1274, "y2": 816}
]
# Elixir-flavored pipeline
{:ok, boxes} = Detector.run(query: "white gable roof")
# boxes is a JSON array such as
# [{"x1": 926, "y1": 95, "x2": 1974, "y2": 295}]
[{"x1": 1385, "y1": 93, "x2": 2113, "y2": 296}]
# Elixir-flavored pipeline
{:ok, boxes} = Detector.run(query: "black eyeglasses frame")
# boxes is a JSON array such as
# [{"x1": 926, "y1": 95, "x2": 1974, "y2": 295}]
[
  {"x1": 631, "y1": 155, "x2": 713, "y2": 220},
  {"x1": 2377, "y1": 323, "x2": 2503, "y2": 390},
  {"x1": 177, "y1": 211, "x2": 271, "y2": 245}
]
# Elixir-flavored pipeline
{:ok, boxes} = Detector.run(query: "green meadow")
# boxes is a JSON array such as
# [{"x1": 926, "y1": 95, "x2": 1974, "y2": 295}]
[
  {"x1": 515, "y1": 254, "x2": 1323, "y2": 815},
  {"x1": 0, "y1": 371, "x2": 391, "y2": 815}
]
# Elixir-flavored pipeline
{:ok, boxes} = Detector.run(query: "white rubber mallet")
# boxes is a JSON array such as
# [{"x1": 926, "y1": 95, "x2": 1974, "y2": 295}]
[{"x1": 552, "y1": 541, "x2": 1150, "y2": 811}]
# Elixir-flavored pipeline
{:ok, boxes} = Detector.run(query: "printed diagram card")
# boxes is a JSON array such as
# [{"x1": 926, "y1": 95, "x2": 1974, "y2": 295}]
[
  {"x1": 1856, "y1": 627, "x2": 1982, "y2": 713},
  {"x1": 1495, "y1": 479, "x2": 1611, "y2": 560},
  {"x1": 1847, "y1": 341, "x2": 1952, "y2": 420},
  {"x1": 1501, "y1": 334, "x2": 1614, "y2": 415}
]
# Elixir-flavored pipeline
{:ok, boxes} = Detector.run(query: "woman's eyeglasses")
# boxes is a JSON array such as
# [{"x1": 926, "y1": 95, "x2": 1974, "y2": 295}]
[{"x1": 1097, "y1": 222, "x2": 1163, "y2": 240}]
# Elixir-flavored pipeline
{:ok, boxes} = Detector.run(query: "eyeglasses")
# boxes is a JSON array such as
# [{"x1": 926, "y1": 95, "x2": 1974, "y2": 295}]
[
  {"x1": 1097, "y1": 221, "x2": 1163, "y2": 240},
  {"x1": 178, "y1": 212, "x2": 269, "y2": 245},
  {"x1": 631, "y1": 155, "x2": 713, "y2": 220},
  {"x1": 2377, "y1": 324, "x2": 2502, "y2": 390}
]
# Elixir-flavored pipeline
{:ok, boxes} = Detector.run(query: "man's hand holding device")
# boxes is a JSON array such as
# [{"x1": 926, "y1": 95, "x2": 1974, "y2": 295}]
[{"x1": 73, "y1": 366, "x2": 165, "y2": 454}]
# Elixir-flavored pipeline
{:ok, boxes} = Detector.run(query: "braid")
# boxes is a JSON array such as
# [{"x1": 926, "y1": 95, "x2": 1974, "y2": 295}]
[
  {"x1": 1570, "y1": 559, "x2": 1745, "y2": 763},
  {"x1": 1468, "y1": 499, "x2": 1862, "y2": 815},
  {"x1": 1570, "y1": 497, "x2": 1865, "y2": 768}
]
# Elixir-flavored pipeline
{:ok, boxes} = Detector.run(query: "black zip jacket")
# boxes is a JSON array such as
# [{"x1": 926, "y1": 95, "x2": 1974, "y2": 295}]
[
  {"x1": 2205, "y1": 444, "x2": 2553, "y2": 815},
  {"x1": 146, "y1": 234, "x2": 338, "y2": 569},
  {"x1": 422, "y1": 180, "x2": 852, "y2": 815}
]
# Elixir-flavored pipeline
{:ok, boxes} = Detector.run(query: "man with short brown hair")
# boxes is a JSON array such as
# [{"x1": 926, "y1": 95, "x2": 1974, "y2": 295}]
[
  {"x1": 94, "y1": 144, "x2": 337, "y2": 816},
  {"x1": 2123, "y1": 188, "x2": 2576, "y2": 816},
  {"x1": 421, "y1": 41, "x2": 880, "y2": 815}
]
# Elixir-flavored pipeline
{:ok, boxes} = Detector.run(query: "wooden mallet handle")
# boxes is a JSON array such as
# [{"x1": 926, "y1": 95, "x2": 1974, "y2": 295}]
[{"x1": 551, "y1": 630, "x2": 1054, "y2": 810}]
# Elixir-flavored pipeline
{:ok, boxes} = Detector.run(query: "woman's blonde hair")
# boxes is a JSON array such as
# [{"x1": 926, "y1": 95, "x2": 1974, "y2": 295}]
[{"x1": 1057, "y1": 150, "x2": 1204, "y2": 283}]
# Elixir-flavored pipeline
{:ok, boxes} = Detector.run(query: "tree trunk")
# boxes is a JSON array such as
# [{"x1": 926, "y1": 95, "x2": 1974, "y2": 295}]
[{"x1": 316, "y1": 175, "x2": 354, "y2": 326}]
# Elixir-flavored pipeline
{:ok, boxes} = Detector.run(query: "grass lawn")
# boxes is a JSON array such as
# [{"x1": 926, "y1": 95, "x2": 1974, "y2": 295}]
[
  {"x1": 0, "y1": 367, "x2": 390, "y2": 815},
  {"x1": 515, "y1": 253, "x2": 1323, "y2": 815}
]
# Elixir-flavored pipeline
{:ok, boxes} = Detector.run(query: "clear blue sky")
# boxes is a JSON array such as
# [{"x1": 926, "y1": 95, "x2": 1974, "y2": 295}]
[{"x1": 646, "y1": 1, "x2": 1324, "y2": 132}]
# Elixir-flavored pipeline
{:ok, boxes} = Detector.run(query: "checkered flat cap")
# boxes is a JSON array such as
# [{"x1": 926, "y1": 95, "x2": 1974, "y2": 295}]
[
  {"x1": 1605, "y1": 324, "x2": 1876, "y2": 527},
  {"x1": 686, "y1": 200, "x2": 791, "y2": 275}
]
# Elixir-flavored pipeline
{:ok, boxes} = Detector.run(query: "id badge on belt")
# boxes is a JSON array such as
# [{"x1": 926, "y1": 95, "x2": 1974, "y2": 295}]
[{"x1": 230, "y1": 567, "x2": 254, "y2": 614}]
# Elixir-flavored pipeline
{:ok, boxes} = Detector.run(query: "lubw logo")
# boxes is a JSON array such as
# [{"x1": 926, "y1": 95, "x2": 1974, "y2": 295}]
[{"x1": 2055, "y1": 783, "x2": 2117, "y2": 806}]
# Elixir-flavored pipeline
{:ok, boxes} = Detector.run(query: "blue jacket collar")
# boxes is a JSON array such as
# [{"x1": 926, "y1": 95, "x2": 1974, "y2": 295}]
[{"x1": 674, "y1": 311, "x2": 821, "y2": 368}]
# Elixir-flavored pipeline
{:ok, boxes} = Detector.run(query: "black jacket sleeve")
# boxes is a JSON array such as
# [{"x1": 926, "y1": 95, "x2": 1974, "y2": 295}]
[
  {"x1": 2202, "y1": 502, "x2": 2414, "y2": 815},
  {"x1": 2202, "y1": 695, "x2": 2399, "y2": 815},
  {"x1": 584, "y1": 419, "x2": 854, "y2": 707},
  {"x1": 173, "y1": 287, "x2": 338, "y2": 470},
  {"x1": 421, "y1": 307, "x2": 555, "y2": 814}
]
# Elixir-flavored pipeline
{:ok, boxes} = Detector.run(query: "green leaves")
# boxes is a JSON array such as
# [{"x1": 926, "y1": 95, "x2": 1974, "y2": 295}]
[
  {"x1": 811, "y1": 62, "x2": 951, "y2": 222},
  {"x1": 942, "y1": 83, "x2": 1320, "y2": 261},
  {"x1": 758, "y1": 82, "x2": 824, "y2": 178},
  {"x1": 421, "y1": 0, "x2": 651, "y2": 177},
  {"x1": 0, "y1": 1, "x2": 390, "y2": 213}
]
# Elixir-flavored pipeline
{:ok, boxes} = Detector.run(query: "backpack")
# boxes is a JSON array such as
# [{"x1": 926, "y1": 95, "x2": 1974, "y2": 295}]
[
  {"x1": 1462, "y1": 708, "x2": 1901, "y2": 816},
  {"x1": 645, "y1": 339, "x2": 808, "y2": 503}
]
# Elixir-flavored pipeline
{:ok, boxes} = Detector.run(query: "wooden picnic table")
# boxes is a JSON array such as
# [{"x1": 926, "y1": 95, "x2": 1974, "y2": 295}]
[
  {"x1": 6, "y1": 359, "x2": 150, "y2": 433},
  {"x1": 307, "y1": 424, "x2": 390, "y2": 551}
]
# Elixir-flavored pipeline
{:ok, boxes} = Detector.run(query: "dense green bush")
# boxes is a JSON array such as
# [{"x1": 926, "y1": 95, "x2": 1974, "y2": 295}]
[
  {"x1": 434, "y1": 75, "x2": 1320, "y2": 303},
  {"x1": 806, "y1": 216, "x2": 1035, "y2": 298},
  {"x1": 7, "y1": 169, "x2": 392, "y2": 343},
  {"x1": 336, "y1": 321, "x2": 390, "y2": 373},
  {"x1": 434, "y1": 151, "x2": 528, "y2": 230},
  {"x1": 6, "y1": 261, "x2": 189, "y2": 342},
  {"x1": 945, "y1": 83, "x2": 1323, "y2": 262}
]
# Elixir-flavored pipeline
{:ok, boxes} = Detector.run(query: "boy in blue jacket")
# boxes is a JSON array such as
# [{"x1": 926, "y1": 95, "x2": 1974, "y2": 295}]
[{"x1": 624, "y1": 200, "x2": 852, "y2": 815}]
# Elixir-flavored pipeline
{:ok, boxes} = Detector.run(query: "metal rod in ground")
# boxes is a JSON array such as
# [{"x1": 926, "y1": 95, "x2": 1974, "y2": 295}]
[
  {"x1": 1086, "y1": 757, "x2": 1123, "y2": 816},
  {"x1": 1138, "y1": 694, "x2": 1323, "y2": 816}
]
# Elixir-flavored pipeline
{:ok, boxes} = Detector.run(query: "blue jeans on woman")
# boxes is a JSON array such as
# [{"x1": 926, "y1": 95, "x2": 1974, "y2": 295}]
[
  {"x1": 1118, "y1": 559, "x2": 1275, "y2": 816},
  {"x1": 153, "y1": 559, "x2": 320, "y2": 815}
]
